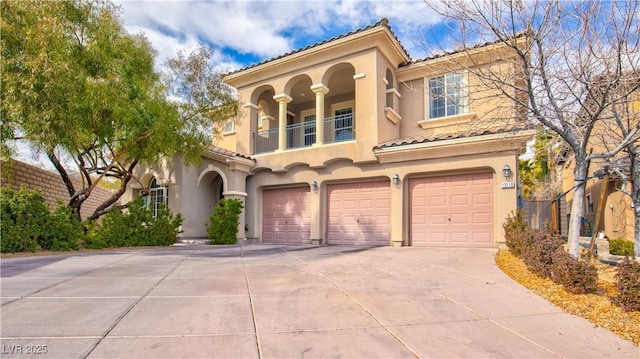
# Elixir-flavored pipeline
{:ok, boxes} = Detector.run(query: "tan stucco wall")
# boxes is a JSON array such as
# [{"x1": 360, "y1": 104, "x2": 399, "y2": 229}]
[
  {"x1": 125, "y1": 154, "x2": 250, "y2": 239},
  {"x1": 127, "y1": 24, "x2": 533, "y2": 246},
  {"x1": 243, "y1": 148, "x2": 520, "y2": 247}
]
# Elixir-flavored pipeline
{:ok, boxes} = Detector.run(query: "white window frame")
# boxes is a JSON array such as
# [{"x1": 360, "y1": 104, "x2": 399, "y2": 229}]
[
  {"x1": 329, "y1": 100, "x2": 355, "y2": 142},
  {"x1": 300, "y1": 108, "x2": 316, "y2": 147},
  {"x1": 141, "y1": 178, "x2": 169, "y2": 218},
  {"x1": 223, "y1": 121, "x2": 234, "y2": 134},
  {"x1": 426, "y1": 72, "x2": 468, "y2": 119}
]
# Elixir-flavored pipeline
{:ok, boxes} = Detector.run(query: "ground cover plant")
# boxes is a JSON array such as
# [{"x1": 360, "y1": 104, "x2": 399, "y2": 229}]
[
  {"x1": 496, "y1": 250, "x2": 640, "y2": 345},
  {"x1": 609, "y1": 238, "x2": 635, "y2": 257}
]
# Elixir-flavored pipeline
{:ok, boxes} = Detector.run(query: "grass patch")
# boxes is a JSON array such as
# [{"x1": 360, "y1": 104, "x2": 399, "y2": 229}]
[{"x1": 496, "y1": 250, "x2": 640, "y2": 345}]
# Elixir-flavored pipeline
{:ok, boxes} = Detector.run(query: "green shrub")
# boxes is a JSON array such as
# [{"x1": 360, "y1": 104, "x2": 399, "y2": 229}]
[
  {"x1": 521, "y1": 228, "x2": 564, "y2": 278},
  {"x1": 503, "y1": 210, "x2": 528, "y2": 257},
  {"x1": 39, "y1": 201, "x2": 84, "y2": 251},
  {"x1": 207, "y1": 198, "x2": 243, "y2": 245},
  {"x1": 1, "y1": 186, "x2": 50, "y2": 253},
  {"x1": 609, "y1": 238, "x2": 634, "y2": 256},
  {"x1": 551, "y1": 250, "x2": 598, "y2": 294},
  {"x1": 614, "y1": 257, "x2": 640, "y2": 312},
  {"x1": 136, "y1": 204, "x2": 183, "y2": 247},
  {"x1": 85, "y1": 197, "x2": 182, "y2": 249}
]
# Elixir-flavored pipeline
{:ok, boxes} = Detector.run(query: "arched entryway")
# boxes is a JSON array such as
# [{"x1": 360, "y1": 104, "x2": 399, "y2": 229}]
[{"x1": 193, "y1": 170, "x2": 226, "y2": 237}]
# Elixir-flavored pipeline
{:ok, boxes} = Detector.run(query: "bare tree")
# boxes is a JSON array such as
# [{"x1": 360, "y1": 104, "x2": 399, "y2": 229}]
[
  {"x1": 426, "y1": 0, "x2": 640, "y2": 258},
  {"x1": 597, "y1": 78, "x2": 640, "y2": 256}
]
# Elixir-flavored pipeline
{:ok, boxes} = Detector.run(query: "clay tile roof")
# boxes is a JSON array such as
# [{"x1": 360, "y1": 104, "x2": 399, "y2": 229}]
[
  {"x1": 402, "y1": 32, "x2": 527, "y2": 67},
  {"x1": 224, "y1": 18, "x2": 410, "y2": 77},
  {"x1": 373, "y1": 123, "x2": 534, "y2": 151},
  {"x1": 207, "y1": 146, "x2": 253, "y2": 161}
]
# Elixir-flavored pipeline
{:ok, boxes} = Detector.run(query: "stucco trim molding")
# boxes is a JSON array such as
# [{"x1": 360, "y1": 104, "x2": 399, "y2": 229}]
[
  {"x1": 417, "y1": 112, "x2": 478, "y2": 130},
  {"x1": 222, "y1": 191, "x2": 248, "y2": 197},
  {"x1": 385, "y1": 107, "x2": 402, "y2": 124},
  {"x1": 197, "y1": 165, "x2": 228, "y2": 192},
  {"x1": 243, "y1": 102, "x2": 259, "y2": 110},
  {"x1": 374, "y1": 130, "x2": 535, "y2": 164}
]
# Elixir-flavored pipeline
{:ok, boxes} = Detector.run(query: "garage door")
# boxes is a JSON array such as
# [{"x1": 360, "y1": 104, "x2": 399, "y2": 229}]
[
  {"x1": 327, "y1": 181, "x2": 390, "y2": 245},
  {"x1": 410, "y1": 173, "x2": 493, "y2": 247},
  {"x1": 263, "y1": 187, "x2": 311, "y2": 244}
]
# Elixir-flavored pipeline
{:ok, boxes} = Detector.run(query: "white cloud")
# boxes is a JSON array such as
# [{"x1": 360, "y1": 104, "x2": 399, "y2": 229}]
[{"x1": 114, "y1": 0, "x2": 447, "y2": 69}]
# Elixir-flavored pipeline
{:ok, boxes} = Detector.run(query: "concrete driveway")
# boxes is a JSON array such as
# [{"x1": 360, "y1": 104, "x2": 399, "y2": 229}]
[{"x1": 1, "y1": 244, "x2": 637, "y2": 358}]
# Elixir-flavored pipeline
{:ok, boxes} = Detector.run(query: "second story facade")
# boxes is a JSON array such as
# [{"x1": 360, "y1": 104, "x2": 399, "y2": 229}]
[{"x1": 219, "y1": 18, "x2": 527, "y2": 172}]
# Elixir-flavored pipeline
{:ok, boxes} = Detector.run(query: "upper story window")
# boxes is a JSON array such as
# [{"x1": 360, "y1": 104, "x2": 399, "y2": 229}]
[
  {"x1": 223, "y1": 121, "x2": 234, "y2": 133},
  {"x1": 428, "y1": 73, "x2": 467, "y2": 119}
]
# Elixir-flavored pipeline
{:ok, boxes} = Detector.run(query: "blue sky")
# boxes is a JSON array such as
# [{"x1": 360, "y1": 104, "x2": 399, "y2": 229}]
[
  {"x1": 114, "y1": 0, "x2": 450, "y2": 71},
  {"x1": 18, "y1": 0, "x2": 451, "y2": 168}
]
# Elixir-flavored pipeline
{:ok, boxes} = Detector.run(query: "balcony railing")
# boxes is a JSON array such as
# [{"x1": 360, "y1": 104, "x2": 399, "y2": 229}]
[
  {"x1": 252, "y1": 113, "x2": 354, "y2": 154},
  {"x1": 286, "y1": 121, "x2": 316, "y2": 149},
  {"x1": 324, "y1": 113, "x2": 354, "y2": 143},
  {"x1": 253, "y1": 128, "x2": 278, "y2": 154}
]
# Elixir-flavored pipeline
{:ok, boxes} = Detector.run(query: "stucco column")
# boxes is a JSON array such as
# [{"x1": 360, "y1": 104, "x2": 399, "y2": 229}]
[
  {"x1": 310, "y1": 84, "x2": 329, "y2": 146},
  {"x1": 390, "y1": 174, "x2": 403, "y2": 247},
  {"x1": 273, "y1": 93, "x2": 292, "y2": 152},
  {"x1": 310, "y1": 181, "x2": 322, "y2": 245}
]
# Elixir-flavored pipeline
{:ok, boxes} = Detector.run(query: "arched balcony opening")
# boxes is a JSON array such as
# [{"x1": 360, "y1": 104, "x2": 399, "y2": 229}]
[
  {"x1": 251, "y1": 86, "x2": 278, "y2": 154},
  {"x1": 323, "y1": 64, "x2": 356, "y2": 143}
]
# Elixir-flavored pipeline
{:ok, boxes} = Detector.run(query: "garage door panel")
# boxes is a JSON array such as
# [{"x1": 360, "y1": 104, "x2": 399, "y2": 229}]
[
  {"x1": 451, "y1": 213, "x2": 469, "y2": 224},
  {"x1": 327, "y1": 181, "x2": 390, "y2": 246},
  {"x1": 474, "y1": 232, "x2": 492, "y2": 244},
  {"x1": 451, "y1": 232, "x2": 470, "y2": 243},
  {"x1": 411, "y1": 173, "x2": 493, "y2": 247},
  {"x1": 472, "y1": 174, "x2": 492, "y2": 185},
  {"x1": 450, "y1": 194, "x2": 469, "y2": 205},
  {"x1": 430, "y1": 214, "x2": 448, "y2": 225},
  {"x1": 430, "y1": 195, "x2": 447, "y2": 206},
  {"x1": 473, "y1": 193, "x2": 492, "y2": 205},
  {"x1": 430, "y1": 232, "x2": 448, "y2": 243}
]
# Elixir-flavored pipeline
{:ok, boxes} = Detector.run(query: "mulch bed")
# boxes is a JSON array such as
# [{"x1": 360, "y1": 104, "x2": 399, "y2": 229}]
[{"x1": 495, "y1": 250, "x2": 640, "y2": 345}]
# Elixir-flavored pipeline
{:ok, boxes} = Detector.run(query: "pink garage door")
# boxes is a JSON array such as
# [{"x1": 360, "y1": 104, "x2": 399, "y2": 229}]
[
  {"x1": 327, "y1": 181, "x2": 390, "y2": 246},
  {"x1": 410, "y1": 173, "x2": 494, "y2": 247},
  {"x1": 262, "y1": 187, "x2": 311, "y2": 244}
]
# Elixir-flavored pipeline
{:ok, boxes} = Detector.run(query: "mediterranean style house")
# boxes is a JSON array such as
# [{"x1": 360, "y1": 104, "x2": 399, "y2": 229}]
[{"x1": 123, "y1": 19, "x2": 535, "y2": 247}]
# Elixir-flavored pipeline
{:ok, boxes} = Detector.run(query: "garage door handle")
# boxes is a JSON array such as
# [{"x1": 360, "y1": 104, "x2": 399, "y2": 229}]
[{"x1": 448, "y1": 218, "x2": 451, "y2": 222}]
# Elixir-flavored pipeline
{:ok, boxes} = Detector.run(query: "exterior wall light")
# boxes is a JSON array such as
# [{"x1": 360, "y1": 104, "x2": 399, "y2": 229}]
[
  {"x1": 503, "y1": 165, "x2": 512, "y2": 180},
  {"x1": 392, "y1": 173, "x2": 400, "y2": 186},
  {"x1": 311, "y1": 180, "x2": 318, "y2": 192}
]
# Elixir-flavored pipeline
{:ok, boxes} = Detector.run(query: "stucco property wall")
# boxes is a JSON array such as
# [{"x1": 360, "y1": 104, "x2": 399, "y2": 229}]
[{"x1": 1, "y1": 159, "x2": 116, "y2": 220}]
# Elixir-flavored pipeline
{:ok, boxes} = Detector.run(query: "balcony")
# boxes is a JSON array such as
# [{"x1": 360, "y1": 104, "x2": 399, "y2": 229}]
[
  {"x1": 286, "y1": 121, "x2": 316, "y2": 149},
  {"x1": 252, "y1": 113, "x2": 354, "y2": 154},
  {"x1": 324, "y1": 113, "x2": 354, "y2": 143},
  {"x1": 253, "y1": 128, "x2": 278, "y2": 154}
]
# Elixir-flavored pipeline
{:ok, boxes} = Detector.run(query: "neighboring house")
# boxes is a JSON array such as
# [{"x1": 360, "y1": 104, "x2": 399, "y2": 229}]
[
  {"x1": 559, "y1": 77, "x2": 639, "y2": 241},
  {"x1": 560, "y1": 157, "x2": 635, "y2": 241},
  {"x1": 124, "y1": 19, "x2": 534, "y2": 247},
  {"x1": 0, "y1": 159, "x2": 117, "y2": 220}
]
